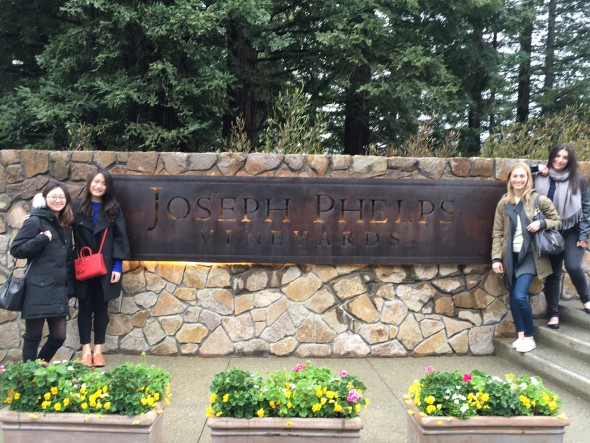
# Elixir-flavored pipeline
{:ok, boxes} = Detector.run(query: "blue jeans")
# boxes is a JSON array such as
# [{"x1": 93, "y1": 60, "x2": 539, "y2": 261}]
[
  {"x1": 510, "y1": 273, "x2": 535, "y2": 337},
  {"x1": 544, "y1": 229, "x2": 590, "y2": 318}
]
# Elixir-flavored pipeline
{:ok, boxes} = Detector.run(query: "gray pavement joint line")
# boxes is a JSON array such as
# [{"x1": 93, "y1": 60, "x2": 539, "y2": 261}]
[
  {"x1": 365, "y1": 358, "x2": 406, "y2": 407},
  {"x1": 197, "y1": 359, "x2": 232, "y2": 442}
]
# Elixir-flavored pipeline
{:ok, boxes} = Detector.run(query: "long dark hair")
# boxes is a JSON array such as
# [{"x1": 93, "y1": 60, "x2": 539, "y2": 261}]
[
  {"x1": 547, "y1": 143, "x2": 580, "y2": 193},
  {"x1": 42, "y1": 181, "x2": 74, "y2": 228},
  {"x1": 79, "y1": 168, "x2": 121, "y2": 224}
]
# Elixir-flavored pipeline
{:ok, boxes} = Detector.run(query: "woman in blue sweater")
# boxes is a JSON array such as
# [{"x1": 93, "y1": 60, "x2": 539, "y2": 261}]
[{"x1": 73, "y1": 169, "x2": 130, "y2": 367}]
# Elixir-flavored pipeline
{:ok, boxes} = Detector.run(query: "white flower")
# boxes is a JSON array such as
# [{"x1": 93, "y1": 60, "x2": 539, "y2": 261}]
[
  {"x1": 454, "y1": 399, "x2": 460, "y2": 404},
  {"x1": 530, "y1": 377, "x2": 539, "y2": 386},
  {"x1": 520, "y1": 382, "x2": 528, "y2": 390},
  {"x1": 460, "y1": 404, "x2": 469, "y2": 413},
  {"x1": 67, "y1": 366, "x2": 74, "y2": 371}
]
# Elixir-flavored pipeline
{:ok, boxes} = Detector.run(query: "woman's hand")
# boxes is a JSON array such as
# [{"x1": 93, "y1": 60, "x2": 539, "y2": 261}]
[
  {"x1": 42, "y1": 230, "x2": 52, "y2": 240},
  {"x1": 110, "y1": 271, "x2": 122, "y2": 284},
  {"x1": 539, "y1": 165, "x2": 549, "y2": 176},
  {"x1": 492, "y1": 262, "x2": 504, "y2": 274},
  {"x1": 526, "y1": 220, "x2": 542, "y2": 233},
  {"x1": 577, "y1": 240, "x2": 587, "y2": 249}
]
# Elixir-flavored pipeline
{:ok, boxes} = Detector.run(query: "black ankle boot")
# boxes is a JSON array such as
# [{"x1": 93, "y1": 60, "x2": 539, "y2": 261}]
[
  {"x1": 37, "y1": 336, "x2": 65, "y2": 363},
  {"x1": 22, "y1": 334, "x2": 42, "y2": 362}
]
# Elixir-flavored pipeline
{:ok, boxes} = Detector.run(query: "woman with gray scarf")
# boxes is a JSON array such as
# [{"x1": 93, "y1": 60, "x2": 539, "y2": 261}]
[{"x1": 534, "y1": 143, "x2": 590, "y2": 329}]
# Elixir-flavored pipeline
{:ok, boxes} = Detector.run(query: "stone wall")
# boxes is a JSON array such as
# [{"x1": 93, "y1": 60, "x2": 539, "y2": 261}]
[{"x1": 1, "y1": 150, "x2": 588, "y2": 363}]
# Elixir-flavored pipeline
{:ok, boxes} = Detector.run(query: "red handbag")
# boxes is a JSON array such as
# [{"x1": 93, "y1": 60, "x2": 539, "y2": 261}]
[{"x1": 74, "y1": 228, "x2": 108, "y2": 281}]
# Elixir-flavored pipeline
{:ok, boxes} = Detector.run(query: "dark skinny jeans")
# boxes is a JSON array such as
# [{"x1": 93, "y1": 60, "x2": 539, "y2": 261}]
[
  {"x1": 544, "y1": 229, "x2": 590, "y2": 318},
  {"x1": 77, "y1": 282, "x2": 109, "y2": 345}
]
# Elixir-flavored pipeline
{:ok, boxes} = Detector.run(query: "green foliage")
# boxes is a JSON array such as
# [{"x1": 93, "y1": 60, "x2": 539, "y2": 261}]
[
  {"x1": 0, "y1": 359, "x2": 171, "y2": 416},
  {"x1": 262, "y1": 85, "x2": 327, "y2": 154},
  {"x1": 407, "y1": 367, "x2": 562, "y2": 419},
  {"x1": 481, "y1": 106, "x2": 590, "y2": 160},
  {"x1": 207, "y1": 368, "x2": 264, "y2": 419},
  {"x1": 207, "y1": 362, "x2": 369, "y2": 419}
]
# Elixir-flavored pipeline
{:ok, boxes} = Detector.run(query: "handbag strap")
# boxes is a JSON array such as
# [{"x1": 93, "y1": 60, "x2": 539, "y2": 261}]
[
  {"x1": 534, "y1": 194, "x2": 544, "y2": 220},
  {"x1": 6, "y1": 258, "x2": 31, "y2": 278},
  {"x1": 97, "y1": 228, "x2": 108, "y2": 253}
]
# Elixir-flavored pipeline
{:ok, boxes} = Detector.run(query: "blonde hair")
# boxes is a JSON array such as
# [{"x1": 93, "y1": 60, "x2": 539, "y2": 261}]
[{"x1": 506, "y1": 162, "x2": 533, "y2": 204}]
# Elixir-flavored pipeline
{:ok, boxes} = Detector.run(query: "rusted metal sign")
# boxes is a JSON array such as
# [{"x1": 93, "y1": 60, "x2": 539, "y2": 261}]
[{"x1": 113, "y1": 175, "x2": 505, "y2": 264}]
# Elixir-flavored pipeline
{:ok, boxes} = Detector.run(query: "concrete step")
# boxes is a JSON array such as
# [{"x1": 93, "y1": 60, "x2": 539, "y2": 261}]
[
  {"x1": 495, "y1": 337, "x2": 590, "y2": 402},
  {"x1": 559, "y1": 299, "x2": 590, "y2": 328},
  {"x1": 494, "y1": 300, "x2": 590, "y2": 403}
]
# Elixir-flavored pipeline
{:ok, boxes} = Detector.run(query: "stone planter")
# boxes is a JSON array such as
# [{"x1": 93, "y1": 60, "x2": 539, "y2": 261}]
[
  {"x1": 406, "y1": 402, "x2": 570, "y2": 443},
  {"x1": 208, "y1": 416, "x2": 363, "y2": 442},
  {"x1": 0, "y1": 407, "x2": 165, "y2": 443}
]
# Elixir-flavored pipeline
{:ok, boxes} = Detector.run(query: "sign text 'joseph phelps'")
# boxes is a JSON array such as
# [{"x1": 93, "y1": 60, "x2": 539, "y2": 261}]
[{"x1": 113, "y1": 175, "x2": 505, "y2": 265}]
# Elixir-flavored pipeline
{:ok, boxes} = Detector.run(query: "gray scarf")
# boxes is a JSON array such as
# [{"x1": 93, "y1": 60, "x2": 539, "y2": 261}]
[{"x1": 534, "y1": 168, "x2": 582, "y2": 230}]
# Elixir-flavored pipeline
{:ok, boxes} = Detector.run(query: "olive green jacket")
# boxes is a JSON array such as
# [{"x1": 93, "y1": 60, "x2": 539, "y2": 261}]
[{"x1": 491, "y1": 192, "x2": 561, "y2": 280}]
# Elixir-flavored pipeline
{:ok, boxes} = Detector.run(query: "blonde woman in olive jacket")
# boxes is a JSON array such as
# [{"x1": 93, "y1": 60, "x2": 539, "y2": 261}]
[{"x1": 491, "y1": 163, "x2": 561, "y2": 353}]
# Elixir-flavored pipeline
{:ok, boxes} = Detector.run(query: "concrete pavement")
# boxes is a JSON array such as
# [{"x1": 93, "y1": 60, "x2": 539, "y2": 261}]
[{"x1": 2, "y1": 354, "x2": 589, "y2": 442}]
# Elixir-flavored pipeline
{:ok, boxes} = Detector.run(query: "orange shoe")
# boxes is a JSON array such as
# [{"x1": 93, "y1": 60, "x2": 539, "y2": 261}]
[
  {"x1": 81, "y1": 353, "x2": 93, "y2": 367},
  {"x1": 93, "y1": 353, "x2": 105, "y2": 367}
]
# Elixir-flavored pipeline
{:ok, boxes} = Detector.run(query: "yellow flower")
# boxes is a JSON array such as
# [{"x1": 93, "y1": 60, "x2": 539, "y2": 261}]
[
  {"x1": 285, "y1": 390, "x2": 292, "y2": 399},
  {"x1": 54, "y1": 403, "x2": 61, "y2": 411},
  {"x1": 407, "y1": 409, "x2": 415, "y2": 415},
  {"x1": 206, "y1": 406, "x2": 215, "y2": 417},
  {"x1": 287, "y1": 402, "x2": 292, "y2": 409},
  {"x1": 320, "y1": 397, "x2": 327, "y2": 405},
  {"x1": 286, "y1": 421, "x2": 293, "y2": 427},
  {"x1": 257, "y1": 408, "x2": 265, "y2": 418},
  {"x1": 63, "y1": 398, "x2": 70, "y2": 407},
  {"x1": 216, "y1": 411, "x2": 222, "y2": 417},
  {"x1": 426, "y1": 405, "x2": 437, "y2": 414},
  {"x1": 81, "y1": 403, "x2": 88, "y2": 410},
  {"x1": 549, "y1": 401, "x2": 557, "y2": 411},
  {"x1": 223, "y1": 394, "x2": 230, "y2": 403},
  {"x1": 326, "y1": 391, "x2": 336, "y2": 399},
  {"x1": 14, "y1": 392, "x2": 21, "y2": 400},
  {"x1": 104, "y1": 402, "x2": 111, "y2": 410},
  {"x1": 269, "y1": 401, "x2": 276, "y2": 409},
  {"x1": 334, "y1": 403, "x2": 343, "y2": 413},
  {"x1": 312, "y1": 403, "x2": 322, "y2": 413},
  {"x1": 437, "y1": 421, "x2": 443, "y2": 426},
  {"x1": 44, "y1": 392, "x2": 51, "y2": 401},
  {"x1": 355, "y1": 404, "x2": 361, "y2": 413},
  {"x1": 50, "y1": 387, "x2": 58, "y2": 395},
  {"x1": 209, "y1": 393, "x2": 218, "y2": 403},
  {"x1": 316, "y1": 388, "x2": 323, "y2": 398}
]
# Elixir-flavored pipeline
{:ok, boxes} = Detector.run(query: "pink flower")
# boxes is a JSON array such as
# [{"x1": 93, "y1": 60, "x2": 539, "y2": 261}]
[
  {"x1": 293, "y1": 364, "x2": 307, "y2": 372},
  {"x1": 425, "y1": 366, "x2": 435, "y2": 373},
  {"x1": 341, "y1": 370, "x2": 348, "y2": 378},
  {"x1": 463, "y1": 373, "x2": 472, "y2": 382},
  {"x1": 0, "y1": 365, "x2": 4, "y2": 372},
  {"x1": 347, "y1": 390, "x2": 360, "y2": 403}
]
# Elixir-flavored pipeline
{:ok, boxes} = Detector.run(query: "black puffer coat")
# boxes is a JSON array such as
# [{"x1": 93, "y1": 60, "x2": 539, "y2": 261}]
[
  {"x1": 10, "y1": 201, "x2": 74, "y2": 320},
  {"x1": 73, "y1": 200, "x2": 130, "y2": 302}
]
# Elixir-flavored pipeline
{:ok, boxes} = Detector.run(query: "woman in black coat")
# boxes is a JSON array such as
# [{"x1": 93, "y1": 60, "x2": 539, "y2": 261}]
[
  {"x1": 10, "y1": 182, "x2": 75, "y2": 362},
  {"x1": 73, "y1": 168, "x2": 130, "y2": 367}
]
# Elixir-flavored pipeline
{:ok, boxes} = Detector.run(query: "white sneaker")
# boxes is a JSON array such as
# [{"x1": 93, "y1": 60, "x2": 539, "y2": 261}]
[
  {"x1": 511, "y1": 338, "x2": 523, "y2": 349},
  {"x1": 516, "y1": 340, "x2": 536, "y2": 353}
]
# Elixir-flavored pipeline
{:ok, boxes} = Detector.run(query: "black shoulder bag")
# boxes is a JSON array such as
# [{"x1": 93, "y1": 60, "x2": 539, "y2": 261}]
[{"x1": 533, "y1": 195, "x2": 565, "y2": 257}]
